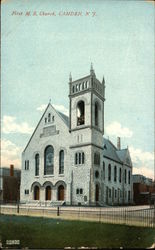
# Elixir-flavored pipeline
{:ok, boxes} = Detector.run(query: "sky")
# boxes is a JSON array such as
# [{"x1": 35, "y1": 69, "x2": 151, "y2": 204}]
[{"x1": 1, "y1": 0, "x2": 155, "y2": 179}]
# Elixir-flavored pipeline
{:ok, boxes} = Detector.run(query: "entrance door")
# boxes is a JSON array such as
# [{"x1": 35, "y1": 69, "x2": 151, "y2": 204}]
[
  {"x1": 45, "y1": 186, "x2": 51, "y2": 200},
  {"x1": 34, "y1": 186, "x2": 40, "y2": 200},
  {"x1": 95, "y1": 184, "x2": 99, "y2": 202},
  {"x1": 58, "y1": 185, "x2": 64, "y2": 201}
]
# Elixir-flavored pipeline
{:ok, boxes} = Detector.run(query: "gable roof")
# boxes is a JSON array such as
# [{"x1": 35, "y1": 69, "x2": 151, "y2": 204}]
[
  {"x1": 57, "y1": 111, "x2": 69, "y2": 127},
  {"x1": 103, "y1": 137, "x2": 132, "y2": 167},
  {"x1": 23, "y1": 103, "x2": 69, "y2": 152},
  {"x1": 103, "y1": 138, "x2": 122, "y2": 163}
]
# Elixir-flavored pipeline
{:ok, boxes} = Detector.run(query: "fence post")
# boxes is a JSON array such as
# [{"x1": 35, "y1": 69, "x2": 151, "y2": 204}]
[
  {"x1": 17, "y1": 201, "x2": 19, "y2": 214},
  {"x1": 57, "y1": 206, "x2": 60, "y2": 216}
]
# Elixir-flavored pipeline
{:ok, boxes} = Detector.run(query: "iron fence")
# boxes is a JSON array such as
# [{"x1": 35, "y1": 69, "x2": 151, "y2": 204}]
[{"x1": 0, "y1": 201, "x2": 155, "y2": 228}]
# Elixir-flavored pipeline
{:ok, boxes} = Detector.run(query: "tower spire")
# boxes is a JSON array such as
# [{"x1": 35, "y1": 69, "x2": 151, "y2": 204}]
[
  {"x1": 69, "y1": 72, "x2": 72, "y2": 83},
  {"x1": 90, "y1": 62, "x2": 95, "y2": 76}
]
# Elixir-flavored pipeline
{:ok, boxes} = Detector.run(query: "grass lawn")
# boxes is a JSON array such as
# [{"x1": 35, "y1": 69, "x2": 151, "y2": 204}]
[{"x1": 0, "y1": 214, "x2": 155, "y2": 249}]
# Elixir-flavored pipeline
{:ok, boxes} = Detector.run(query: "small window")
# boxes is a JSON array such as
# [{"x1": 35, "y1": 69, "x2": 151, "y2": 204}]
[
  {"x1": 109, "y1": 189, "x2": 111, "y2": 198},
  {"x1": 103, "y1": 162, "x2": 105, "y2": 180},
  {"x1": 35, "y1": 154, "x2": 39, "y2": 176},
  {"x1": 128, "y1": 190, "x2": 131, "y2": 201},
  {"x1": 80, "y1": 189, "x2": 83, "y2": 194},
  {"x1": 75, "y1": 152, "x2": 85, "y2": 165},
  {"x1": 82, "y1": 82, "x2": 84, "y2": 90},
  {"x1": 72, "y1": 86, "x2": 75, "y2": 93},
  {"x1": 52, "y1": 116, "x2": 54, "y2": 122},
  {"x1": 115, "y1": 190, "x2": 117, "y2": 198},
  {"x1": 114, "y1": 166, "x2": 117, "y2": 182},
  {"x1": 95, "y1": 171, "x2": 99, "y2": 178},
  {"x1": 94, "y1": 152, "x2": 100, "y2": 165},
  {"x1": 25, "y1": 189, "x2": 29, "y2": 195},
  {"x1": 25, "y1": 160, "x2": 29, "y2": 170},
  {"x1": 45, "y1": 118, "x2": 47, "y2": 123},
  {"x1": 108, "y1": 164, "x2": 111, "y2": 181},
  {"x1": 119, "y1": 168, "x2": 122, "y2": 183},
  {"x1": 48, "y1": 113, "x2": 51, "y2": 122},
  {"x1": 124, "y1": 169, "x2": 127, "y2": 184},
  {"x1": 82, "y1": 152, "x2": 85, "y2": 164},
  {"x1": 76, "y1": 189, "x2": 79, "y2": 194},
  {"x1": 128, "y1": 170, "x2": 131, "y2": 184}
]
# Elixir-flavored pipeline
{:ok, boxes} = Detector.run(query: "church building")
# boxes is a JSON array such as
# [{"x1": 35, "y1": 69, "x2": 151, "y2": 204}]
[{"x1": 20, "y1": 66, "x2": 133, "y2": 206}]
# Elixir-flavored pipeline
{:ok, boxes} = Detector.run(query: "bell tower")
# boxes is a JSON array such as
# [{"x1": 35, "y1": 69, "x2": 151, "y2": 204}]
[
  {"x1": 68, "y1": 64, "x2": 105, "y2": 136},
  {"x1": 68, "y1": 64, "x2": 105, "y2": 205}
]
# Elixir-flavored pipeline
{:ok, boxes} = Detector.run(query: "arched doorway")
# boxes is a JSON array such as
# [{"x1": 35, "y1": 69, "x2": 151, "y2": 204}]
[
  {"x1": 45, "y1": 186, "x2": 52, "y2": 200},
  {"x1": 34, "y1": 186, "x2": 40, "y2": 200},
  {"x1": 95, "y1": 184, "x2": 99, "y2": 202},
  {"x1": 58, "y1": 185, "x2": 64, "y2": 201}
]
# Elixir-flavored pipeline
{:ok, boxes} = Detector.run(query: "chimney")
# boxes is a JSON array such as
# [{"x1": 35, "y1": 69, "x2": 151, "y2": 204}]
[
  {"x1": 10, "y1": 164, "x2": 14, "y2": 177},
  {"x1": 117, "y1": 137, "x2": 121, "y2": 150}
]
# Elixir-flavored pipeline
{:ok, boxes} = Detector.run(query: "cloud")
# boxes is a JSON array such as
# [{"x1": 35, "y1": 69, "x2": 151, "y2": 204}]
[
  {"x1": 1, "y1": 139, "x2": 21, "y2": 168},
  {"x1": 36, "y1": 104, "x2": 47, "y2": 112},
  {"x1": 37, "y1": 103, "x2": 69, "y2": 116},
  {"x1": 2, "y1": 116, "x2": 34, "y2": 134},
  {"x1": 52, "y1": 104, "x2": 69, "y2": 116},
  {"x1": 105, "y1": 121, "x2": 133, "y2": 138},
  {"x1": 129, "y1": 146, "x2": 154, "y2": 179}
]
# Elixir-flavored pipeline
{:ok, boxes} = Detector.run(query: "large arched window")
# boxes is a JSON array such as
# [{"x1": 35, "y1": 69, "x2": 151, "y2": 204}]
[
  {"x1": 35, "y1": 153, "x2": 39, "y2": 176},
  {"x1": 77, "y1": 101, "x2": 85, "y2": 126},
  {"x1": 59, "y1": 150, "x2": 64, "y2": 174},
  {"x1": 108, "y1": 164, "x2": 111, "y2": 181},
  {"x1": 114, "y1": 166, "x2": 117, "y2": 182},
  {"x1": 44, "y1": 145, "x2": 54, "y2": 175},
  {"x1": 95, "y1": 102, "x2": 99, "y2": 126}
]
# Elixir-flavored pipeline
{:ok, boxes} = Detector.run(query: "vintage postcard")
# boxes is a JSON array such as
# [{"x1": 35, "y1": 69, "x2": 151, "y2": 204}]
[{"x1": 1, "y1": 0, "x2": 155, "y2": 249}]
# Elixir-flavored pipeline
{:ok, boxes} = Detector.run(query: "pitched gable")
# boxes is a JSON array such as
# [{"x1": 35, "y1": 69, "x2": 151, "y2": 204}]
[{"x1": 23, "y1": 103, "x2": 69, "y2": 152}]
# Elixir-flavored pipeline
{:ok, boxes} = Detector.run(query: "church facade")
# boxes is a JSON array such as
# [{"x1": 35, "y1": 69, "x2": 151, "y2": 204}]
[{"x1": 20, "y1": 66, "x2": 133, "y2": 206}]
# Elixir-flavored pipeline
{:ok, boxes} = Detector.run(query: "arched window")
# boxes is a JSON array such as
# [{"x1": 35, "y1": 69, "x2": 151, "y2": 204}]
[
  {"x1": 128, "y1": 170, "x2": 131, "y2": 184},
  {"x1": 119, "y1": 168, "x2": 122, "y2": 183},
  {"x1": 95, "y1": 102, "x2": 99, "y2": 126},
  {"x1": 72, "y1": 86, "x2": 75, "y2": 93},
  {"x1": 58, "y1": 185, "x2": 65, "y2": 201},
  {"x1": 59, "y1": 150, "x2": 64, "y2": 174},
  {"x1": 94, "y1": 152, "x2": 100, "y2": 165},
  {"x1": 77, "y1": 101, "x2": 85, "y2": 126},
  {"x1": 44, "y1": 145, "x2": 54, "y2": 175},
  {"x1": 35, "y1": 154, "x2": 39, "y2": 176},
  {"x1": 45, "y1": 186, "x2": 51, "y2": 200},
  {"x1": 75, "y1": 152, "x2": 85, "y2": 165},
  {"x1": 124, "y1": 169, "x2": 127, "y2": 184},
  {"x1": 34, "y1": 186, "x2": 40, "y2": 200},
  {"x1": 48, "y1": 113, "x2": 51, "y2": 122},
  {"x1": 108, "y1": 164, "x2": 111, "y2": 181},
  {"x1": 114, "y1": 166, "x2": 117, "y2": 182},
  {"x1": 103, "y1": 162, "x2": 105, "y2": 180}
]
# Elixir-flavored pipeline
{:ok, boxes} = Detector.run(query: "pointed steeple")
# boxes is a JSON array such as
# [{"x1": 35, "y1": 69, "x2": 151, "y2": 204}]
[
  {"x1": 90, "y1": 62, "x2": 95, "y2": 76},
  {"x1": 102, "y1": 75, "x2": 105, "y2": 85},
  {"x1": 69, "y1": 72, "x2": 72, "y2": 83}
]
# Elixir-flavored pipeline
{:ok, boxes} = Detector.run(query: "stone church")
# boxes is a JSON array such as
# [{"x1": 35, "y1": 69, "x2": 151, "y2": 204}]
[{"x1": 20, "y1": 65, "x2": 133, "y2": 206}]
